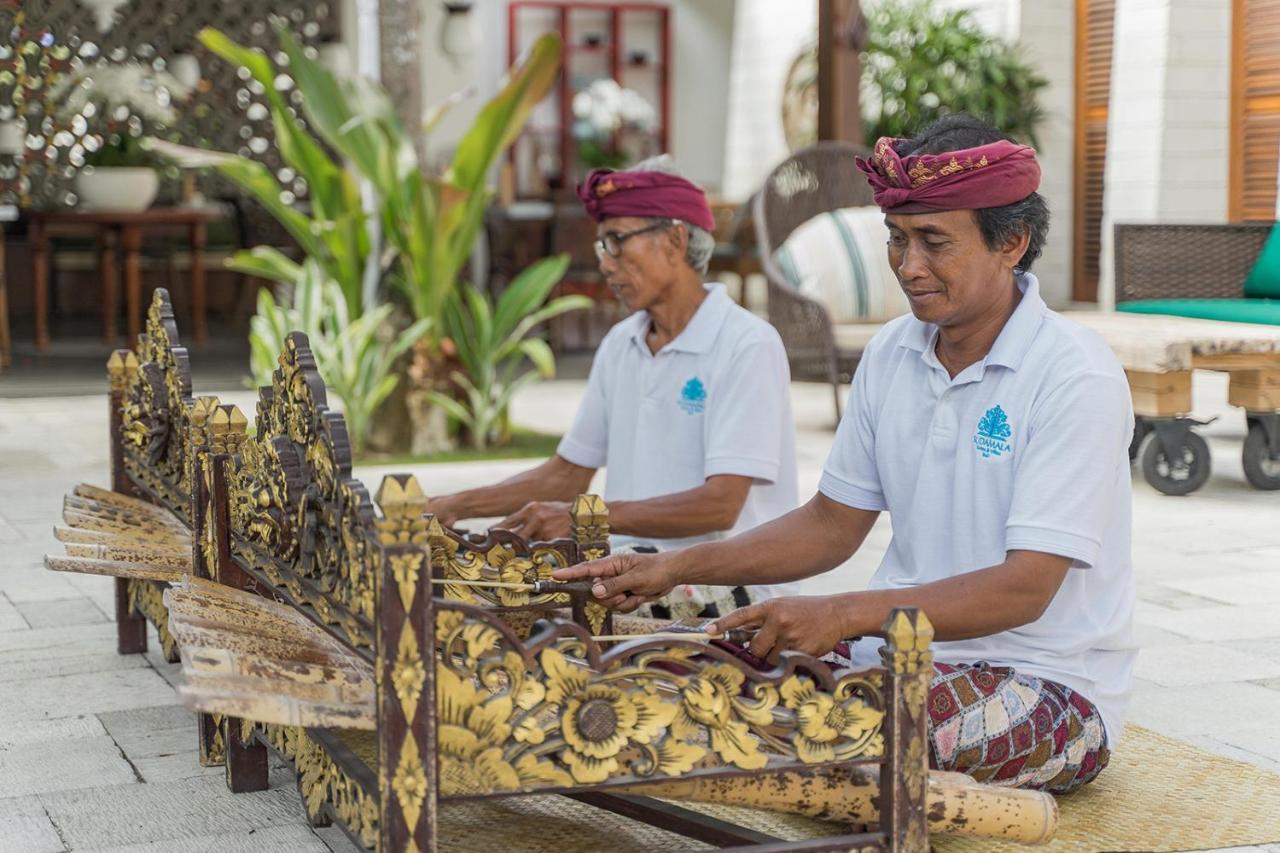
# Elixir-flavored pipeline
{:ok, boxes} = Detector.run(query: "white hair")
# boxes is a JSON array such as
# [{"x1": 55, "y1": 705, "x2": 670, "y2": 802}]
[{"x1": 630, "y1": 155, "x2": 716, "y2": 276}]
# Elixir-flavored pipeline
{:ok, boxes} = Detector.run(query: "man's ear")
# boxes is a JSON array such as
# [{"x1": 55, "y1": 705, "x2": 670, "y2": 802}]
[
  {"x1": 667, "y1": 222, "x2": 689, "y2": 263},
  {"x1": 1001, "y1": 228, "x2": 1031, "y2": 272}
]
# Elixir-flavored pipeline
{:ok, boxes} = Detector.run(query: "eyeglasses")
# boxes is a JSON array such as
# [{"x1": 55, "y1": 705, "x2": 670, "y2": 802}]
[{"x1": 593, "y1": 221, "x2": 677, "y2": 260}]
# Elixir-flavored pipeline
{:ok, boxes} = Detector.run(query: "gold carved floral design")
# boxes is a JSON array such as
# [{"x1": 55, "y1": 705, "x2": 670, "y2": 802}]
[
  {"x1": 393, "y1": 624, "x2": 427, "y2": 717},
  {"x1": 222, "y1": 334, "x2": 385, "y2": 651},
  {"x1": 433, "y1": 603, "x2": 888, "y2": 794},
  {"x1": 903, "y1": 735, "x2": 928, "y2": 800}
]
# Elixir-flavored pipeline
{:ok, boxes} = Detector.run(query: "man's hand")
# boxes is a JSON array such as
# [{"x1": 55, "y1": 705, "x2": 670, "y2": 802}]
[
  {"x1": 424, "y1": 495, "x2": 465, "y2": 529},
  {"x1": 497, "y1": 501, "x2": 573, "y2": 541},
  {"x1": 710, "y1": 595, "x2": 855, "y2": 662},
  {"x1": 552, "y1": 551, "x2": 681, "y2": 612}
]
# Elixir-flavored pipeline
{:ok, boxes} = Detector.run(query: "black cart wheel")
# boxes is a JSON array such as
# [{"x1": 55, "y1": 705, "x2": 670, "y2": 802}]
[
  {"x1": 1242, "y1": 423, "x2": 1280, "y2": 490},
  {"x1": 1129, "y1": 418, "x2": 1151, "y2": 464},
  {"x1": 1141, "y1": 430, "x2": 1211, "y2": 495}
]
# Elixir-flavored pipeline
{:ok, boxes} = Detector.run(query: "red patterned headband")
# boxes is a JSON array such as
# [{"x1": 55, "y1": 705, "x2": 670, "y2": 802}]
[{"x1": 855, "y1": 137, "x2": 1041, "y2": 214}]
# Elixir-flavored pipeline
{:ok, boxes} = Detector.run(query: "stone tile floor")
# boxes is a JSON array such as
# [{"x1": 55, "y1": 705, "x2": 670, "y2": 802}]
[{"x1": 1, "y1": 370, "x2": 1278, "y2": 851}]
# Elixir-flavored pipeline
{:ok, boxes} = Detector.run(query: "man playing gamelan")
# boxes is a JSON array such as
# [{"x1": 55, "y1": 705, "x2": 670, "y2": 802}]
[
  {"x1": 556, "y1": 115, "x2": 1136, "y2": 793},
  {"x1": 427, "y1": 158, "x2": 802, "y2": 620}
]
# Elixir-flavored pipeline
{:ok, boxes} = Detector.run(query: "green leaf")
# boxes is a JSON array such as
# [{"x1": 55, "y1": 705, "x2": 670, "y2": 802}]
[
  {"x1": 517, "y1": 338, "x2": 556, "y2": 378},
  {"x1": 225, "y1": 246, "x2": 304, "y2": 284}
]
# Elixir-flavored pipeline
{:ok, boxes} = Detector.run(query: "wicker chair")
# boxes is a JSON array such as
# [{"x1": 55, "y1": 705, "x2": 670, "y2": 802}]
[
  {"x1": 754, "y1": 141, "x2": 876, "y2": 421},
  {"x1": 1114, "y1": 222, "x2": 1273, "y2": 303}
]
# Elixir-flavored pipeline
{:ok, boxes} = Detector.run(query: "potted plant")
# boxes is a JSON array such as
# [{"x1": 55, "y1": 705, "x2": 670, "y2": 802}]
[
  {"x1": 51, "y1": 61, "x2": 191, "y2": 211},
  {"x1": 571, "y1": 78, "x2": 656, "y2": 170}
]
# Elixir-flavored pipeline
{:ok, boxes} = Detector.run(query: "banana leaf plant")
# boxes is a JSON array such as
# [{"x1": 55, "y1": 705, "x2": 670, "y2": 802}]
[
  {"x1": 270, "y1": 25, "x2": 563, "y2": 339},
  {"x1": 148, "y1": 27, "x2": 371, "y2": 318},
  {"x1": 427, "y1": 255, "x2": 589, "y2": 450},
  {"x1": 248, "y1": 258, "x2": 430, "y2": 454}
]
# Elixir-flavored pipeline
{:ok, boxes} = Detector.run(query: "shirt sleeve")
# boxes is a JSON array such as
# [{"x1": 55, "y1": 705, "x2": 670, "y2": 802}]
[
  {"x1": 702, "y1": 335, "x2": 791, "y2": 483},
  {"x1": 1005, "y1": 370, "x2": 1134, "y2": 568},
  {"x1": 818, "y1": 343, "x2": 888, "y2": 511},
  {"x1": 556, "y1": 345, "x2": 610, "y2": 469}
]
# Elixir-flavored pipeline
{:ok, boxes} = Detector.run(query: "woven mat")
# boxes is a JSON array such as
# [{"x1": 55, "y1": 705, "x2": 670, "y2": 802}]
[
  {"x1": 345, "y1": 725, "x2": 1280, "y2": 851},
  {"x1": 935, "y1": 725, "x2": 1280, "y2": 853}
]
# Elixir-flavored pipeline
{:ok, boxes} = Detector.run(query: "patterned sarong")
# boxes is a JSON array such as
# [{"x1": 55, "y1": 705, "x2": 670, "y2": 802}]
[{"x1": 927, "y1": 661, "x2": 1110, "y2": 793}]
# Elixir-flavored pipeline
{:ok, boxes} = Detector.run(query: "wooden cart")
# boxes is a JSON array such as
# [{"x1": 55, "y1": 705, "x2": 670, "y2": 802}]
[{"x1": 1068, "y1": 312, "x2": 1280, "y2": 494}]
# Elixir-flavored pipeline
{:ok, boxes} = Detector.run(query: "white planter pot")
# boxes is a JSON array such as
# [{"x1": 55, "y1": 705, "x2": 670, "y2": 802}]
[{"x1": 74, "y1": 167, "x2": 160, "y2": 212}]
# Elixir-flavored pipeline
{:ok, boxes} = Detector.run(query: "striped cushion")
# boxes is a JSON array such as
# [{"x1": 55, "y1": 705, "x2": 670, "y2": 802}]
[{"x1": 772, "y1": 206, "x2": 909, "y2": 324}]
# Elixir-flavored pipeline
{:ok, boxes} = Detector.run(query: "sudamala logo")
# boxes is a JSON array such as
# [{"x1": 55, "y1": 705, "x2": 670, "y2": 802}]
[
  {"x1": 679, "y1": 377, "x2": 707, "y2": 414},
  {"x1": 974, "y1": 405, "x2": 1013, "y2": 458}
]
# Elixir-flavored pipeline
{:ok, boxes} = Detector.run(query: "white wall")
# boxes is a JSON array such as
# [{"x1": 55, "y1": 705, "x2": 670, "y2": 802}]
[
  {"x1": 340, "y1": 0, "x2": 734, "y2": 187},
  {"x1": 1097, "y1": 0, "x2": 1231, "y2": 308},
  {"x1": 720, "y1": 0, "x2": 817, "y2": 200}
]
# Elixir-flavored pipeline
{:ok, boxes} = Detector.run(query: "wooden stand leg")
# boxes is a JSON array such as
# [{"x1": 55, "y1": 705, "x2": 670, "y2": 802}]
[
  {"x1": 208, "y1": 442, "x2": 268, "y2": 790},
  {"x1": 224, "y1": 717, "x2": 269, "y2": 793},
  {"x1": 123, "y1": 225, "x2": 142, "y2": 344},
  {"x1": 379, "y1": 541, "x2": 437, "y2": 851},
  {"x1": 880, "y1": 608, "x2": 934, "y2": 853},
  {"x1": 33, "y1": 220, "x2": 49, "y2": 350},
  {"x1": 100, "y1": 227, "x2": 118, "y2": 344},
  {"x1": 107, "y1": 350, "x2": 147, "y2": 654}
]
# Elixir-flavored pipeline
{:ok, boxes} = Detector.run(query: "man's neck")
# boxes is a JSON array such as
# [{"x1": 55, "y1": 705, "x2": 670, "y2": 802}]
[
  {"x1": 645, "y1": 276, "x2": 708, "y2": 354},
  {"x1": 935, "y1": 280, "x2": 1022, "y2": 379}
]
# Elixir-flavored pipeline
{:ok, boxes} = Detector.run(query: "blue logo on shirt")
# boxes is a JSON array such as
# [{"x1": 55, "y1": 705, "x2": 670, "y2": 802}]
[
  {"x1": 973, "y1": 405, "x2": 1013, "y2": 458},
  {"x1": 678, "y1": 377, "x2": 707, "y2": 414}
]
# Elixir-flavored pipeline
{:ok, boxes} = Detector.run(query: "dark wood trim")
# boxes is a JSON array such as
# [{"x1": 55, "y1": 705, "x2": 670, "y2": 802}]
[
  {"x1": 109, "y1": 357, "x2": 147, "y2": 654},
  {"x1": 567, "y1": 791, "x2": 783, "y2": 848}
]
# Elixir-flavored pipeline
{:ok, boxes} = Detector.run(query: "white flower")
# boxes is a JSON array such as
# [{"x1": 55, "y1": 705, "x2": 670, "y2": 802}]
[
  {"x1": 51, "y1": 61, "x2": 192, "y2": 127},
  {"x1": 572, "y1": 78, "x2": 656, "y2": 138}
]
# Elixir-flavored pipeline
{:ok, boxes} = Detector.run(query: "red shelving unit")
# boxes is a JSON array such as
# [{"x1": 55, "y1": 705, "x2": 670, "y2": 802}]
[{"x1": 508, "y1": 1, "x2": 671, "y2": 197}]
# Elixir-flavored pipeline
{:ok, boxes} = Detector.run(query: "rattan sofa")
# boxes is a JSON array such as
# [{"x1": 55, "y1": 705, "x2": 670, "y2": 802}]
[
  {"x1": 1114, "y1": 222, "x2": 1277, "y2": 318},
  {"x1": 754, "y1": 142, "x2": 880, "y2": 422}
]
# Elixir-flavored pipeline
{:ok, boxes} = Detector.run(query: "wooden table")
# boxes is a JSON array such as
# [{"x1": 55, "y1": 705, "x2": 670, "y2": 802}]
[
  {"x1": 0, "y1": 204, "x2": 17, "y2": 371},
  {"x1": 27, "y1": 207, "x2": 223, "y2": 349},
  {"x1": 1067, "y1": 311, "x2": 1280, "y2": 493}
]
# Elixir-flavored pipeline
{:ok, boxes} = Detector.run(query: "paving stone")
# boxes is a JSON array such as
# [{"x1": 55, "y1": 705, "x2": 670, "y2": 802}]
[
  {"x1": 1131, "y1": 622, "x2": 1189, "y2": 648},
  {"x1": 1160, "y1": 572, "x2": 1280, "y2": 606},
  {"x1": 1182, "y1": 735, "x2": 1280, "y2": 777},
  {"x1": 0, "y1": 514, "x2": 24, "y2": 544},
  {"x1": 40, "y1": 772, "x2": 307, "y2": 848},
  {"x1": 0, "y1": 794, "x2": 64, "y2": 853},
  {"x1": 0, "y1": 594, "x2": 27, "y2": 632},
  {"x1": 0, "y1": 668, "x2": 178, "y2": 723},
  {"x1": 0, "y1": 622, "x2": 119, "y2": 663},
  {"x1": 1136, "y1": 583, "x2": 1223, "y2": 611},
  {"x1": 1126, "y1": 682, "x2": 1280, "y2": 742},
  {"x1": 0, "y1": 650, "x2": 145, "y2": 683},
  {"x1": 131, "y1": 753, "x2": 224, "y2": 784},
  {"x1": 107, "y1": 722, "x2": 197, "y2": 762},
  {"x1": 1134, "y1": 643, "x2": 1280, "y2": 687},
  {"x1": 314, "y1": 824, "x2": 364, "y2": 853},
  {"x1": 0, "y1": 714, "x2": 106, "y2": 749},
  {"x1": 98, "y1": 705, "x2": 197, "y2": 753},
  {"x1": 82, "y1": 824, "x2": 330, "y2": 853},
  {"x1": 0, "y1": 735, "x2": 139, "y2": 798},
  {"x1": 15, "y1": 596, "x2": 108, "y2": 629},
  {"x1": 1134, "y1": 603, "x2": 1280, "y2": 642},
  {"x1": 0, "y1": 568, "x2": 83, "y2": 604}
]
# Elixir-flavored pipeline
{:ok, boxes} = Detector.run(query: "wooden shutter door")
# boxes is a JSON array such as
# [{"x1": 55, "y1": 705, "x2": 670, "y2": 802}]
[
  {"x1": 1231, "y1": 0, "x2": 1280, "y2": 221},
  {"x1": 1073, "y1": 0, "x2": 1116, "y2": 303}
]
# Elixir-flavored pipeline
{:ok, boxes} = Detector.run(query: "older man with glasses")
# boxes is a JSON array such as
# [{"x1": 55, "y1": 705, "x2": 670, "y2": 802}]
[{"x1": 425, "y1": 158, "x2": 801, "y2": 619}]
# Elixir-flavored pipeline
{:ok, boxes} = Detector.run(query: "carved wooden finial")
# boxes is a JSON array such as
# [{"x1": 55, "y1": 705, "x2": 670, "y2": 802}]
[
  {"x1": 106, "y1": 350, "x2": 138, "y2": 390},
  {"x1": 376, "y1": 474, "x2": 427, "y2": 520},
  {"x1": 880, "y1": 608, "x2": 934, "y2": 675}
]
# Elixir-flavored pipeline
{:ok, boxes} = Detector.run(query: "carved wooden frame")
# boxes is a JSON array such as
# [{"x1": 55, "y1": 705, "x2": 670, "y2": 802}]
[{"x1": 193, "y1": 330, "x2": 935, "y2": 852}]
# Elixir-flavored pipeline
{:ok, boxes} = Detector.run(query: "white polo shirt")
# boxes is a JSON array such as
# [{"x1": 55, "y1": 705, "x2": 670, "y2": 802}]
[
  {"x1": 558, "y1": 283, "x2": 801, "y2": 601},
  {"x1": 819, "y1": 274, "x2": 1136, "y2": 744}
]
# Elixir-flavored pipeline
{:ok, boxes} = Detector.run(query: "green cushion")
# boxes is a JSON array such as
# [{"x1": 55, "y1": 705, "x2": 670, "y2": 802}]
[
  {"x1": 1244, "y1": 223, "x2": 1280, "y2": 299},
  {"x1": 1118, "y1": 298, "x2": 1280, "y2": 325}
]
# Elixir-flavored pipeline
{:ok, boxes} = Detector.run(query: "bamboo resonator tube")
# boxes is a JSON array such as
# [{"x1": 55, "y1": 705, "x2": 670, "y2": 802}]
[{"x1": 619, "y1": 766, "x2": 1058, "y2": 845}]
